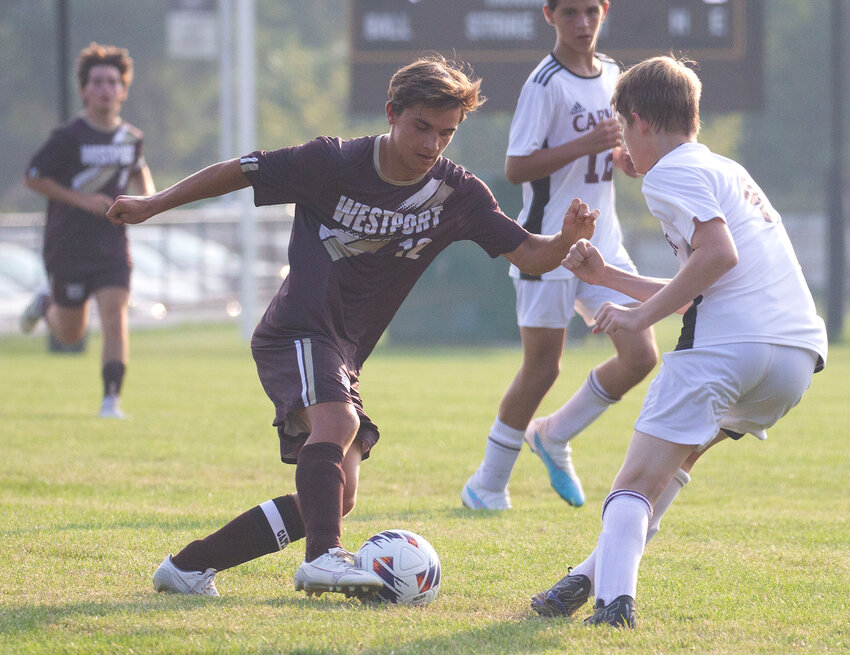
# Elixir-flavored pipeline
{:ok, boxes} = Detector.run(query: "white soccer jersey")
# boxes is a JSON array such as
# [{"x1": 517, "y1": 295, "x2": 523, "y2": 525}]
[
  {"x1": 642, "y1": 142, "x2": 827, "y2": 363},
  {"x1": 507, "y1": 53, "x2": 623, "y2": 281}
]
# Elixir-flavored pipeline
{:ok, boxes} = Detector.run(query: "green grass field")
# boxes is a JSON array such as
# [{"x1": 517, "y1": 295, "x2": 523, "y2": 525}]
[{"x1": 1, "y1": 319, "x2": 848, "y2": 654}]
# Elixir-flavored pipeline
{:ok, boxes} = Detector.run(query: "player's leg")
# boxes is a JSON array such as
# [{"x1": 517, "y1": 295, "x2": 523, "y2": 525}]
[
  {"x1": 94, "y1": 285, "x2": 130, "y2": 418},
  {"x1": 292, "y1": 401, "x2": 384, "y2": 597},
  {"x1": 526, "y1": 272, "x2": 658, "y2": 506},
  {"x1": 585, "y1": 343, "x2": 817, "y2": 626},
  {"x1": 35, "y1": 272, "x2": 91, "y2": 344},
  {"x1": 296, "y1": 401, "x2": 359, "y2": 559},
  {"x1": 462, "y1": 325, "x2": 565, "y2": 510},
  {"x1": 155, "y1": 340, "x2": 380, "y2": 598},
  {"x1": 45, "y1": 303, "x2": 89, "y2": 344},
  {"x1": 19, "y1": 280, "x2": 51, "y2": 334},
  {"x1": 531, "y1": 462, "x2": 693, "y2": 618},
  {"x1": 584, "y1": 431, "x2": 695, "y2": 627},
  {"x1": 561, "y1": 440, "x2": 709, "y2": 583},
  {"x1": 155, "y1": 438, "x2": 366, "y2": 598},
  {"x1": 463, "y1": 279, "x2": 571, "y2": 510}
]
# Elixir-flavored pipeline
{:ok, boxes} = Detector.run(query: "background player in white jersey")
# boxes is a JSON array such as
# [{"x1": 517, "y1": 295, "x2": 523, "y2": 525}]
[
  {"x1": 106, "y1": 56, "x2": 597, "y2": 600},
  {"x1": 531, "y1": 55, "x2": 827, "y2": 628},
  {"x1": 463, "y1": 0, "x2": 658, "y2": 511},
  {"x1": 20, "y1": 43, "x2": 155, "y2": 419}
]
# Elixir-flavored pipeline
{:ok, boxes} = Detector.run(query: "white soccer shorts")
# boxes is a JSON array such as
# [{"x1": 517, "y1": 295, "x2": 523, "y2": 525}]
[
  {"x1": 635, "y1": 342, "x2": 819, "y2": 449},
  {"x1": 514, "y1": 245, "x2": 639, "y2": 329}
]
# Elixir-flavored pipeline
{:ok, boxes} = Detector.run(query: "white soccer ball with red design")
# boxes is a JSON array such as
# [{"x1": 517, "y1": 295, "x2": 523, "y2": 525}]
[{"x1": 356, "y1": 529, "x2": 441, "y2": 606}]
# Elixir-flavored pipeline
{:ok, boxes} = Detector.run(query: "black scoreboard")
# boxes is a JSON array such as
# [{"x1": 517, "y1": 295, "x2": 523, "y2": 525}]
[{"x1": 349, "y1": 0, "x2": 762, "y2": 113}]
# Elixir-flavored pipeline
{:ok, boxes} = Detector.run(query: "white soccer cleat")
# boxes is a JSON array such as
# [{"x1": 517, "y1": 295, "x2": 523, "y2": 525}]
[
  {"x1": 461, "y1": 474, "x2": 512, "y2": 510},
  {"x1": 525, "y1": 418, "x2": 585, "y2": 507},
  {"x1": 293, "y1": 547, "x2": 383, "y2": 600},
  {"x1": 19, "y1": 283, "x2": 50, "y2": 334},
  {"x1": 152, "y1": 555, "x2": 219, "y2": 597},
  {"x1": 99, "y1": 394, "x2": 127, "y2": 419}
]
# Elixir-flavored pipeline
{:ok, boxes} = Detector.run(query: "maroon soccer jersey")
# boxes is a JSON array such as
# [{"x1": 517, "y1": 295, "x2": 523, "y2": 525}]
[
  {"x1": 244, "y1": 135, "x2": 528, "y2": 369},
  {"x1": 26, "y1": 117, "x2": 146, "y2": 272}
]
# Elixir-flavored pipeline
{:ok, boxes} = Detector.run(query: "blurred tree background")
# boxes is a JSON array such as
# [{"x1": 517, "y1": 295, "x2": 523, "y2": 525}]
[{"x1": 1, "y1": 0, "x2": 845, "y2": 216}]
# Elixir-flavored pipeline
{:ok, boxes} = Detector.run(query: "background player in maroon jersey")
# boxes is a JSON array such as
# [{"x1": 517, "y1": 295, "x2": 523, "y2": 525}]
[
  {"x1": 21, "y1": 42, "x2": 155, "y2": 419},
  {"x1": 107, "y1": 56, "x2": 596, "y2": 600}
]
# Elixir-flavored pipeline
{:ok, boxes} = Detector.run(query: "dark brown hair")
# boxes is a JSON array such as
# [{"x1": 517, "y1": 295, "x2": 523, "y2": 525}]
[
  {"x1": 76, "y1": 42, "x2": 134, "y2": 89},
  {"x1": 387, "y1": 55, "x2": 486, "y2": 122},
  {"x1": 546, "y1": 0, "x2": 607, "y2": 10}
]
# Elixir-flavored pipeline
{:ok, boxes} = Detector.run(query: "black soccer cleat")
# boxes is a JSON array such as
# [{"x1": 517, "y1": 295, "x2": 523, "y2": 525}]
[
  {"x1": 530, "y1": 572, "x2": 591, "y2": 617},
  {"x1": 583, "y1": 594, "x2": 636, "y2": 628}
]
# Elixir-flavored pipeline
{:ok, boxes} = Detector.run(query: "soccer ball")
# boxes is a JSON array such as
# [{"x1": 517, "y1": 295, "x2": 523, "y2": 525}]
[{"x1": 356, "y1": 529, "x2": 441, "y2": 606}]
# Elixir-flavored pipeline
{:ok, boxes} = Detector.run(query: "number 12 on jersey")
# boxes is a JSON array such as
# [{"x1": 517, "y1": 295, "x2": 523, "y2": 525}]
[
  {"x1": 585, "y1": 151, "x2": 614, "y2": 184},
  {"x1": 396, "y1": 237, "x2": 432, "y2": 259}
]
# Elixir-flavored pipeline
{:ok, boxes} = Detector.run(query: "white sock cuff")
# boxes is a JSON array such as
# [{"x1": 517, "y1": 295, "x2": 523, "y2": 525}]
[
  {"x1": 587, "y1": 369, "x2": 618, "y2": 404},
  {"x1": 673, "y1": 468, "x2": 691, "y2": 488},
  {"x1": 602, "y1": 489, "x2": 652, "y2": 522},
  {"x1": 259, "y1": 499, "x2": 290, "y2": 550},
  {"x1": 490, "y1": 417, "x2": 525, "y2": 449}
]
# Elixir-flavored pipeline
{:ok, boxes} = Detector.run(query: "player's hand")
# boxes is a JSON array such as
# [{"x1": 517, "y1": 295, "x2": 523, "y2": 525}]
[
  {"x1": 562, "y1": 238, "x2": 606, "y2": 284},
  {"x1": 591, "y1": 301, "x2": 646, "y2": 335},
  {"x1": 584, "y1": 118, "x2": 622, "y2": 155},
  {"x1": 106, "y1": 195, "x2": 156, "y2": 225},
  {"x1": 613, "y1": 146, "x2": 639, "y2": 178},
  {"x1": 78, "y1": 192, "x2": 115, "y2": 217},
  {"x1": 561, "y1": 198, "x2": 597, "y2": 246}
]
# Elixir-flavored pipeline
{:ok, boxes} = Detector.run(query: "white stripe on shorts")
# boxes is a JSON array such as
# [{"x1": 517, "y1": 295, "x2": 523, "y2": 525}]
[
  {"x1": 294, "y1": 338, "x2": 317, "y2": 407},
  {"x1": 259, "y1": 499, "x2": 290, "y2": 550}
]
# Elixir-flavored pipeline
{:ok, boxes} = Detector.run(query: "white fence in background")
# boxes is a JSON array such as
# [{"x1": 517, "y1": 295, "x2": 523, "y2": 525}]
[
  {"x1": 0, "y1": 202, "x2": 294, "y2": 334},
  {"x1": 0, "y1": 209, "x2": 837, "y2": 337}
]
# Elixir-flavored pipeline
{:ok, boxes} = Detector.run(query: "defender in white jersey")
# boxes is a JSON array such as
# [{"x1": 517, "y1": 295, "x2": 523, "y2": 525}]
[
  {"x1": 463, "y1": 0, "x2": 658, "y2": 512},
  {"x1": 532, "y1": 55, "x2": 827, "y2": 628}
]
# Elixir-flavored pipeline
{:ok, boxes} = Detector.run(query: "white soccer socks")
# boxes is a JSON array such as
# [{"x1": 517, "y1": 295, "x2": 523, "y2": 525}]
[
  {"x1": 593, "y1": 489, "x2": 652, "y2": 606},
  {"x1": 568, "y1": 469, "x2": 690, "y2": 593},
  {"x1": 472, "y1": 418, "x2": 525, "y2": 491},
  {"x1": 543, "y1": 369, "x2": 617, "y2": 446},
  {"x1": 646, "y1": 468, "x2": 690, "y2": 543}
]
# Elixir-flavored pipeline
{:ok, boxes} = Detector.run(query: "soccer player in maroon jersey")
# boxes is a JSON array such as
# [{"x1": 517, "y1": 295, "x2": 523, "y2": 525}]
[
  {"x1": 21, "y1": 43, "x2": 155, "y2": 419},
  {"x1": 108, "y1": 56, "x2": 597, "y2": 600}
]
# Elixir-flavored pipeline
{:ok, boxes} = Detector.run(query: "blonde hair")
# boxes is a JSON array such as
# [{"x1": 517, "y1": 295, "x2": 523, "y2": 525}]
[
  {"x1": 76, "y1": 42, "x2": 134, "y2": 89},
  {"x1": 612, "y1": 55, "x2": 701, "y2": 136},
  {"x1": 387, "y1": 55, "x2": 486, "y2": 122}
]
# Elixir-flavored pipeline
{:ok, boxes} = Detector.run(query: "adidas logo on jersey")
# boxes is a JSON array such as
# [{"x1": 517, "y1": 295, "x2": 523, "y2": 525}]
[{"x1": 570, "y1": 102, "x2": 586, "y2": 115}]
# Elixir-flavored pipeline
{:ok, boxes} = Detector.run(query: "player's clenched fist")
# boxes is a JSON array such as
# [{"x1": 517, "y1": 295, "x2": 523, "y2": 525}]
[
  {"x1": 106, "y1": 195, "x2": 155, "y2": 225},
  {"x1": 591, "y1": 301, "x2": 642, "y2": 336},
  {"x1": 562, "y1": 238, "x2": 606, "y2": 285},
  {"x1": 560, "y1": 198, "x2": 597, "y2": 246}
]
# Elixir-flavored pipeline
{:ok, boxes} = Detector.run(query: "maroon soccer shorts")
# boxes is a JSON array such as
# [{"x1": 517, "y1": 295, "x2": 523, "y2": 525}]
[
  {"x1": 251, "y1": 337, "x2": 380, "y2": 464},
  {"x1": 48, "y1": 261, "x2": 131, "y2": 308}
]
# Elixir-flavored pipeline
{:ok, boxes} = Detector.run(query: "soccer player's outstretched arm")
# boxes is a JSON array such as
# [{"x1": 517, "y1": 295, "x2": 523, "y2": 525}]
[
  {"x1": 576, "y1": 217, "x2": 738, "y2": 335},
  {"x1": 504, "y1": 198, "x2": 597, "y2": 276},
  {"x1": 563, "y1": 238, "x2": 670, "y2": 301},
  {"x1": 107, "y1": 158, "x2": 249, "y2": 225}
]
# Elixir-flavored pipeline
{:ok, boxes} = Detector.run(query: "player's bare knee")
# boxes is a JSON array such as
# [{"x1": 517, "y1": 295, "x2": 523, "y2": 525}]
[
  {"x1": 339, "y1": 410, "x2": 361, "y2": 441},
  {"x1": 621, "y1": 341, "x2": 658, "y2": 379},
  {"x1": 342, "y1": 492, "x2": 357, "y2": 516},
  {"x1": 635, "y1": 344, "x2": 659, "y2": 376},
  {"x1": 522, "y1": 358, "x2": 560, "y2": 389},
  {"x1": 52, "y1": 324, "x2": 86, "y2": 345}
]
